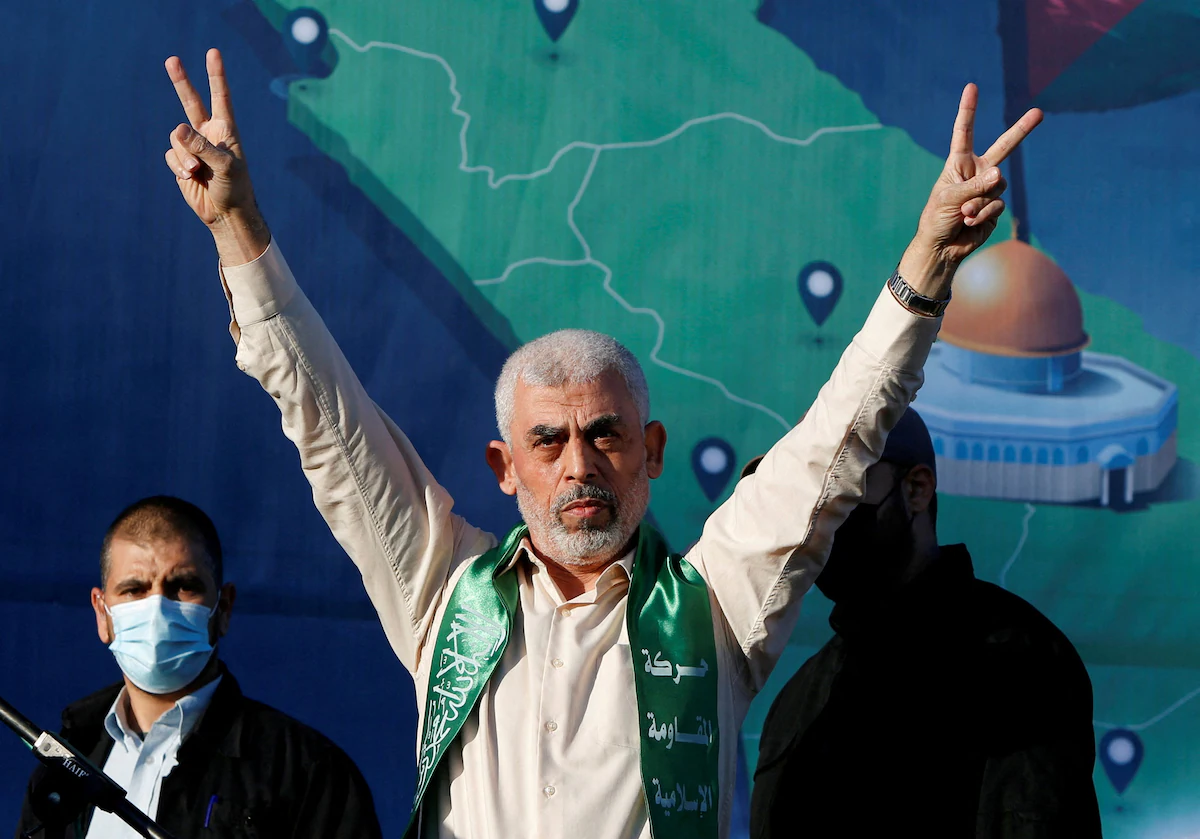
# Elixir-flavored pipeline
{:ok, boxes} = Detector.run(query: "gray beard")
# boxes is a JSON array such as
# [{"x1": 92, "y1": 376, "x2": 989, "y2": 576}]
[{"x1": 515, "y1": 472, "x2": 650, "y2": 567}]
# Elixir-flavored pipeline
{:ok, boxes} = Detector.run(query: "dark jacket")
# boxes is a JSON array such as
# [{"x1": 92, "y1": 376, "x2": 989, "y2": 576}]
[
  {"x1": 15, "y1": 665, "x2": 382, "y2": 839},
  {"x1": 750, "y1": 545, "x2": 1101, "y2": 838}
]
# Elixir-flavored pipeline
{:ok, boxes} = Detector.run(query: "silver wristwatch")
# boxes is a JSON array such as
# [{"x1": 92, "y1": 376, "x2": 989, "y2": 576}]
[{"x1": 887, "y1": 268, "x2": 950, "y2": 317}]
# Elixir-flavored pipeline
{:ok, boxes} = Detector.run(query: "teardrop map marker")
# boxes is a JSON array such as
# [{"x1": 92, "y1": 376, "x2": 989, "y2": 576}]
[
  {"x1": 535, "y1": 0, "x2": 579, "y2": 42},
  {"x1": 692, "y1": 438, "x2": 736, "y2": 502},
  {"x1": 1098, "y1": 729, "x2": 1144, "y2": 794},
  {"x1": 798, "y1": 261, "x2": 844, "y2": 327},
  {"x1": 284, "y1": 8, "x2": 329, "y2": 75}
]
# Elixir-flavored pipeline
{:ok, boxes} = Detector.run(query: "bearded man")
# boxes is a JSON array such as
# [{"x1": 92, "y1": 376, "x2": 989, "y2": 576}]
[{"x1": 160, "y1": 48, "x2": 1040, "y2": 839}]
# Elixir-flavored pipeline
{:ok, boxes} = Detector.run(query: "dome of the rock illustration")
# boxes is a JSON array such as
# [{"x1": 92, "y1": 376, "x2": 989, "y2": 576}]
[
  {"x1": 941, "y1": 239, "x2": 1089, "y2": 357},
  {"x1": 912, "y1": 235, "x2": 1178, "y2": 509}
]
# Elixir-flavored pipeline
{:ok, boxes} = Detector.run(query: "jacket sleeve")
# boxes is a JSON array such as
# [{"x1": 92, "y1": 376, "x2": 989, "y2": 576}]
[
  {"x1": 686, "y1": 287, "x2": 940, "y2": 691},
  {"x1": 975, "y1": 738, "x2": 1102, "y2": 838},
  {"x1": 287, "y1": 746, "x2": 384, "y2": 839},
  {"x1": 975, "y1": 632, "x2": 1103, "y2": 838},
  {"x1": 218, "y1": 241, "x2": 497, "y2": 673}
]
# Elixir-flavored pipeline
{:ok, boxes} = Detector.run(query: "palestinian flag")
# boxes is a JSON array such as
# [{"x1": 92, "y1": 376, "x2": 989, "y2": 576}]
[{"x1": 1011, "y1": 0, "x2": 1200, "y2": 112}]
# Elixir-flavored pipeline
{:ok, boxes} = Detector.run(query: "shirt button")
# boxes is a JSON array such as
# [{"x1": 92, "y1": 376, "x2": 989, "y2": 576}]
[
  {"x1": 545, "y1": 721, "x2": 558, "y2": 732},
  {"x1": 543, "y1": 785, "x2": 556, "y2": 798},
  {"x1": 551, "y1": 658, "x2": 564, "y2": 669},
  {"x1": 145, "y1": 756, "x2": 156, "y2": 765}
]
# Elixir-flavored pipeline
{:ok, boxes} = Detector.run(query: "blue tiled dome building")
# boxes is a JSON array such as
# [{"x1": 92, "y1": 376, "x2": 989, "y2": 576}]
[{"x1": 916, "y1": 239, "x2": 1177, "y2": 507}]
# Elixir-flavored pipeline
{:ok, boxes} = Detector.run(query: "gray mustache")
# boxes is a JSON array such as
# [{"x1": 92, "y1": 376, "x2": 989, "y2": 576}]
[{"x1": 552, "y1": 485, "x2": 619, "y2": 515}]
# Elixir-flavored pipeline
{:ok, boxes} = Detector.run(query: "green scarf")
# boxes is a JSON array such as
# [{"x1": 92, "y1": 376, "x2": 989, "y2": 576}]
[{"x1": 404, "y1": 523, "x2": 720, "y2": 839}]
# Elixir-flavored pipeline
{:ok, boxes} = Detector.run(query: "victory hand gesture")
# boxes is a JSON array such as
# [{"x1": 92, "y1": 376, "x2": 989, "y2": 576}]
[
  {"x1": 164, "y1": 49, "x2": 269, "y2": 264},
  {"x1": 899, "y1": 84, "x2": 1043, "y2": 299}
]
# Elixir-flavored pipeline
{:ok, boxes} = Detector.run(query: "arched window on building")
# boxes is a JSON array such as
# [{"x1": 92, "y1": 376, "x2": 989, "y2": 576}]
[
  {"x1": 955, "y1": 441, "x2": 969, "y2": 459},
  {"x1": 1020, "y1": 446, "x2": 1033, "y2": 464},
  {"x1": 1036, "y1": 448, "x2": 1049, "y2": 465},
  {"x1": 1004, "y1": 446, "x2": 1017, "y2": 463},
  {"x1": 988, "y1": 445, "x2": 1000, "y2": 462},
  {"x1": 1053, "y1": 448, "x2": 1065, "y2": 465},
  {"x1": 934, "y1": 437, "x2": 944, "y2": 456},
  {"x1": 972, "y1": 443, "x2": 984, "y2": 461},
  {"x1": 1077, "y1": 445, "x2": 1089, "y2": 464}
]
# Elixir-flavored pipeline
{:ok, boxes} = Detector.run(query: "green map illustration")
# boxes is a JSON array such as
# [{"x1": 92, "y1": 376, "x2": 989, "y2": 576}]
[{"x1": 255, "y1": 0, "x2": 1200, "y2": 832}]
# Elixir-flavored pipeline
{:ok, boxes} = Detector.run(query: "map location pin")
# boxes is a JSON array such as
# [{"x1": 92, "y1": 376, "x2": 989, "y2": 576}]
[
  {"x1": 692, "y1": 438, "x2": 736, "y2": 502},
  {"x1": 797, "y1": 261, "x2": 844, "y2": 327},
  {"x1": 1098, "y1": 729, "x2": 1144, "y2": 794},
  {"x1": 534, "y1": 0, "x2": 579, "y2": 42},
  {"x1": 284, "y1": 8, "x2": 330, "y2": 75}
]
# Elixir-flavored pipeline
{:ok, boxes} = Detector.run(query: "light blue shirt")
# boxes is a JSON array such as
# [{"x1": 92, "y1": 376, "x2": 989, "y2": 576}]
[{"x1": 84, "y1": 677, "x2": 222, "y2": 839}]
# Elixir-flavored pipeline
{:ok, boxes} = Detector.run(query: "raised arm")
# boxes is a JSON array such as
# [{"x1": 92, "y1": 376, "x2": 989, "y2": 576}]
[
  {"x1": 161, "y1": 50, "x2": 494, "y2": 672},
  {"x1": 691, "y1": 85, "x2": 1043, "y2": 690}
]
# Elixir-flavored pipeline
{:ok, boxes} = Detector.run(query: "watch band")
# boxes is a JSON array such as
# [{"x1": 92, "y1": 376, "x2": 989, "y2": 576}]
[{"x1": 887, "y1": 268, "x2": 950, "y2": 317}]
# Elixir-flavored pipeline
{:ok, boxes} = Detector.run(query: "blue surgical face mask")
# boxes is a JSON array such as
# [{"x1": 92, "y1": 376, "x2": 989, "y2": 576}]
[{"x1": 104, "y1": 595, "x2": 218, "y2": 695}]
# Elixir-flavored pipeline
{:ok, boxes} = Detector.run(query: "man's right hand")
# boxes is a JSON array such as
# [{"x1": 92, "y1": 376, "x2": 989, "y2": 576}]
[{"x1": 164, "y1": 49, "x2": 270, "y2": 265}]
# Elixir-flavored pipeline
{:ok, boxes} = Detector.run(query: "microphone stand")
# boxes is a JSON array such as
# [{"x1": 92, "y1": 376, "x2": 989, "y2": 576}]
[{"x1": 0, "y1": 693, "x2": 178, "y2": 839}]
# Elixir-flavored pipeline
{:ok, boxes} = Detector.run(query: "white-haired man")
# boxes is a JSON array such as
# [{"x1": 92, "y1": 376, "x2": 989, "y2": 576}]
[{"x1": 162, "y1": 49, "x2": 1040, "y2": 839}]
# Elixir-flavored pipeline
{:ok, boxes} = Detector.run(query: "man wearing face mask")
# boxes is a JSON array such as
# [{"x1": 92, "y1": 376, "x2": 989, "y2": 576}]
[
  {"x1": 14, "y1": 496, "x2": 383, "y2": 839},
  {"x1": 747, "y1": 409, "x2": 1102, "y2": 838}
]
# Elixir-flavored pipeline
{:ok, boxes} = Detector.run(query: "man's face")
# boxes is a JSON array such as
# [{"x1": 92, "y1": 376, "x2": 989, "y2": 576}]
[
  {"x1": 487, "y1": 370, "x2": 666, "y2": 566},
  {"x1": 91, "y1": 536, "x2": 234, "y2": 645}
]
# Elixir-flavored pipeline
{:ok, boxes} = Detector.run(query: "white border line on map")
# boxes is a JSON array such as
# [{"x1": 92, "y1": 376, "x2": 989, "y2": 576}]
[
  {"x1": 330, "y1": 29, "x2": 882, "y2": 188},
  {"x1": 1095, "y1": 684, "x2": 1200, "y2": 732},
  {"x1": 997, "y1": 503, "x2": 1036, "y2": 589}
]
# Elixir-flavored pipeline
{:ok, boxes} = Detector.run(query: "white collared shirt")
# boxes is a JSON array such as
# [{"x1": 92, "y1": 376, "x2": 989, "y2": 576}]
[
  {"x1": 220, "y1": 242, "x2": 940, "y2": 839},
  {"x1": 84, "y1": 677, "x2": 221, "y2": 839}
]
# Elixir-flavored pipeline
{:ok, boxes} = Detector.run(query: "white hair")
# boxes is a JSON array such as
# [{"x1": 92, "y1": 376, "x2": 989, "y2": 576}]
[{"x1": 494, "y1": 329, "x2": 650, "y2": 443}]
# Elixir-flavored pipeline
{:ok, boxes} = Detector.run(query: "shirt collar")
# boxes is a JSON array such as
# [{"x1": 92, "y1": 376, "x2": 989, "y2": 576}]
[
  {"x1": 612, "y1": 549, "x2": 636, "y2": 580},
  {"x1": 103, "y1": 675, "x2": 224, "y2": 748},
  {"x1": 506, "y1": 537, "x2": 636, "y2": 580}
]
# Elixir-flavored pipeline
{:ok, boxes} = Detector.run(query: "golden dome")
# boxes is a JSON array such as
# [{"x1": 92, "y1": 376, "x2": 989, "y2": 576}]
[{"x1": 941, "y1": 239, "x2": 1089, "y2": 357}]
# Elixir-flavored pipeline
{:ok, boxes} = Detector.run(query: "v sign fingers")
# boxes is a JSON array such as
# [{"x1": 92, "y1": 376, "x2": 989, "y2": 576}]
[
  {"x1": 162, "y1": 50, "x2": 269, "y2": 264},
  {"x1": 897, "y1": 85, "x2": 1042, "y2": 301},
  {"x1": 164, "y1": 52, "x2": 241, "y2": 159}
]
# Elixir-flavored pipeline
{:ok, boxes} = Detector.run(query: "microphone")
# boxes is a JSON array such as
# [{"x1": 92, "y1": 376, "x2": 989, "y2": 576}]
[{"x1": 0, "y1": 693, "x2": 178, "y2": 839}]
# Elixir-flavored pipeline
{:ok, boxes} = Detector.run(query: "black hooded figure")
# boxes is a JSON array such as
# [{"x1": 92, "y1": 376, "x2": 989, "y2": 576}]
[{"x1": 748, "y1": 409, "x2": 1101, "y2": 838}]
